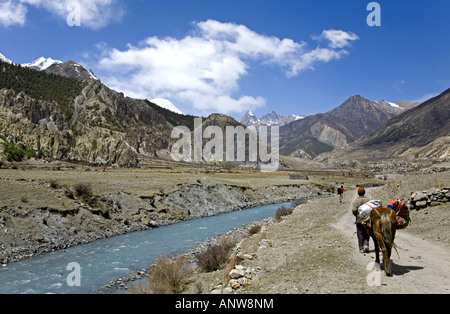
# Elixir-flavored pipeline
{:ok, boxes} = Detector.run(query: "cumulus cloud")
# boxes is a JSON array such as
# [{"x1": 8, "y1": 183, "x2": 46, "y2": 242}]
[
  {"x1": 0, "y1": 0, "x2": 124, "y2": 29},
  {"x1": 0, "y1": 0, "x2": 27, "y2": 27},
  {"x1": 95, "y1": 20, "x2": 359, "y2": 116},
  {"x1": 314, "y1": 29, "x2": 360, "y2": 49}
]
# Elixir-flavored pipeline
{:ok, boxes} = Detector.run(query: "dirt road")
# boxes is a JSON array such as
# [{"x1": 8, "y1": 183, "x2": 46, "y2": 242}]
[
  {"x1": 333, "y1": 190, "x2": 450, "y2": 294},
  {"x1": 183, "y1": 172, "x2": 450, "y2": 295}
]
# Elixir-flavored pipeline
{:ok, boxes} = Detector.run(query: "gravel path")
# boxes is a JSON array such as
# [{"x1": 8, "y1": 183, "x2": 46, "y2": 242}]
[
  {"x1": 333, "y1": 188, "x2": 450, "y2": 293},
  {"x1": 202, "y1": 187, "x2": 450, "y2": 294}
]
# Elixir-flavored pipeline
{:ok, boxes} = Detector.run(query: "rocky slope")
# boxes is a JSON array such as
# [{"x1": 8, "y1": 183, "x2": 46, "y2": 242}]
[
  {"x1": 0, "y1": 60, "x2": 198, "y2": 167},
  {"x1": 0, "y1": 82, "x2": 170, "y2": 167},
  {"x1": 316, "y1": 88, "x2": 450, "y2": 163},
  {"x1": 278, "y1": 95, "x2": 414, "y2": 159},
  {"x1": 45, "y1": 60, "x2": 99, "y2": 81},
  {"x1": 1, "y1": 60, "x2": 276, "y2": 168}
]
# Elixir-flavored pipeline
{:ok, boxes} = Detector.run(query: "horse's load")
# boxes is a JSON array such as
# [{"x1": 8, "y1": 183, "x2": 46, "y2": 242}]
[
  {"x1": 358, "y1": 200, "x2": 383, "y2": 217},
  {"x1": 359, "y1": 200, "x2": 410, "y2": 230},
  {"x1": 387, "y1": 200, "x2": 410, "y2": 230}
]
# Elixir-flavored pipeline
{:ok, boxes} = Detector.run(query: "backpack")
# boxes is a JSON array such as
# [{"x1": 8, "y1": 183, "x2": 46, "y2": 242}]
[
  {"x1": 358, "y1": 200, "x2": 383, "y2": 217},
  {"x1": 337, "y1": 187, "x2": 343, "y2": 194}
]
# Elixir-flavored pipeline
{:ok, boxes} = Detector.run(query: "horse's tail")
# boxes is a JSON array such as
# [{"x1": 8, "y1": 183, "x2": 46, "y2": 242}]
[
  {"x1": 380, "y1": 213, "x2": 399, "y2": 259},
  {"x1": 380, "y1": 214, "x2": 393, "y2": 246}
]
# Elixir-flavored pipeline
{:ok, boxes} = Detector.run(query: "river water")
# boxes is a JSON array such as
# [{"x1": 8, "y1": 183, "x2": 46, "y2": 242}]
[{"x1": 0, "y1": 201, "x2": 295, "y2": 294}]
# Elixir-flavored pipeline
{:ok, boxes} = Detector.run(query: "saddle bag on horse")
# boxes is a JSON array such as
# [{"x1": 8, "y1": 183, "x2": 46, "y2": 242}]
[
  {"x1": 358, "y1": 200, "x2": 383, "y2": 216},
  {"x1": 358, "y1": 200, "x2": 383, "y2": 226}
]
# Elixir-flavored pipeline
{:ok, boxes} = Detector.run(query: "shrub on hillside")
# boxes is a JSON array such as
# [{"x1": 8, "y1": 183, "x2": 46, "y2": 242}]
[
  {"x1": 49, "y1": 179, "x2": 61, "y2": 189},
  {"x1": 129, "y1": 255, "x2": 192, "y2": 294},
  {"x1": 73, "y1": 183, "x2": 93, "y2": 200},
  {"x1": 195, "y1": 236, "x2": 237, "y2": 272},
  {"x1": 2, "y1": 141, "x2": 39, "y2": 162},
  {"x1": 248, "y1": 225, "x2": 262, "y2": 236},
  {"x1": 275, "y1": 206, "x2": 293, "y2": 222}
]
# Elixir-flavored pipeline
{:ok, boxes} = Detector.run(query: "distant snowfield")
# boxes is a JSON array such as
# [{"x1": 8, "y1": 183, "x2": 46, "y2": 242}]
[
  {"x1": 388, "y1": 101, "x2": 401, "y2": 108},
  {"x1": 150, "y1": 98, "x2": 184, "y2": 115}
]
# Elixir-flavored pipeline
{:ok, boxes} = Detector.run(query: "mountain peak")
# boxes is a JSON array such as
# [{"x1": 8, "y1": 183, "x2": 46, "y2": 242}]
[
  {"x1": 0, "y1": 51, "x2": 13, "y2": 64},
  {"x1": 241, "y1": 111, "x2": 259, "y2": 126},
  {"x1": 346, "y1": 94, "x2": 370, "y2": 102},
  {"x1": 22, "y1": 57, "x2": 63, "y2": 71},
  {"x1": 241, "y1": 110, "x2": 304, "y2": 127},
  {"x1": 150, "y1": 98, "x2": 184, "y2": 115},
  {"x1": 44, "y1": 60, "x2": 99, "y2": 81}
]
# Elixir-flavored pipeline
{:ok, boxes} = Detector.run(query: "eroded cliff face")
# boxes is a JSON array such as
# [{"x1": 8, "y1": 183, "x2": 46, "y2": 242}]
[
  {"x1": 309, "y1": 122, "x2": 349, "y2": 149},
  {"x1": 0, "y1": 81, "x2": 173, "y2": 167}
]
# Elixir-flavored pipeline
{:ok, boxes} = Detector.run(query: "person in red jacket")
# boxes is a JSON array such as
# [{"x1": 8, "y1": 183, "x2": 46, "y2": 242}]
[{"x1": 338, "y1": 185, "x2": 345, "y2": 203}]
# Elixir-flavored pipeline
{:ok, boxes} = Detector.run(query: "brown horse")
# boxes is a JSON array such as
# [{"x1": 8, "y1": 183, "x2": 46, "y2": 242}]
[{"x1": 366, "y1": 207, "x2": 398, "y2": 276}]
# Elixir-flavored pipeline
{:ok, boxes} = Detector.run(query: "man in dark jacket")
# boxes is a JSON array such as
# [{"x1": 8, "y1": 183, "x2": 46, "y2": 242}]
[{"x1": 351, "y1": 187, "x2": 370, "y2": 253}]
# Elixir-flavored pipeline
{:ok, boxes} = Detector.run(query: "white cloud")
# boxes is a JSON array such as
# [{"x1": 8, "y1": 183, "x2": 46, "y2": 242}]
[
  {"x1": 0, "y1": 0, "x2": 27, "y2": 27},
  {"x1": 0, "y1": 0, "x2": 124, "y2": 29},
  {"x1": 95, "y1": 20, "x2": 359, "y2": 115},
  {"x1": 394, "y1": 79, "x2": 407, "y2": 93},
  {"x1": 314, "y1": 29, "x2": 359, "y2": 49},
  {"x1": 413, "y1": 92, "x2": 439, "y2": 104}
]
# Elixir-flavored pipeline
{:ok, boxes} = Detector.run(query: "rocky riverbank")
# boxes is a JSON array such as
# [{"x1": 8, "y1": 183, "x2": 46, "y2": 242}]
[
  {"x1": 0, "y1": 173, "x2": 324, "y2": 265},
  {"x1": 102, "y1": 216, "x2": 281, "y2": 292}
]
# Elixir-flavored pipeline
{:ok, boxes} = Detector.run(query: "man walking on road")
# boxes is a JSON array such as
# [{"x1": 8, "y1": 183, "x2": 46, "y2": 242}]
[
  {"x1": 351, "y1": 187, "x2": 370, "y2": 253},
  {"x1": 338, "y1": 185, "x2": 345, "y2": 203}
]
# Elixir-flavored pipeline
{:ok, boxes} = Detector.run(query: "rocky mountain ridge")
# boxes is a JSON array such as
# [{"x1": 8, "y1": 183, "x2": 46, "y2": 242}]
[
  {"x1": 278, "y1": 95, "x2": 420, "y2": 159},
  {"x1": 45, "y1": 60, "x2": 99, "y2": 81},
  {"x1": 241, "y1": 111, "x2": 304, "y2": 127},
  {"x1": 2, "y1": 53, "x2": 99, "y2": 82},
  {"x1": 1, "y1": 50, "x2": 443, "y2": 169},
  {"x1": 0, "y1": 59, "x2": 257, "y2": 167},
  {"x1": 316, "y1": 88, "x2": 450, "y2": 163},
  {"x1": 0, "y1": 59, "x2": 193, "y2": 167}
]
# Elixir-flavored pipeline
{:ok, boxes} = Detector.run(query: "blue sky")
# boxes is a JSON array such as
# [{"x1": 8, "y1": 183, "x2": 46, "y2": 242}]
[{"x1": 1, "y1": 0, "x2": 449, "y2": 119}]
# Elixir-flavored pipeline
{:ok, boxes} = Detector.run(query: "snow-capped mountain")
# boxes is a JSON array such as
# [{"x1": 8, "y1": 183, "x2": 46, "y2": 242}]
[
  {"x1": 241, "y1": 111, "x2": 304, "y2": 127},
  {"x1": 150, "y1": 98, "x2": 184, "y2": 115},
  {"x1": 0, "y1": 51, "x2": 13, "y2": 64},
  {"x1": 19, "y1": 56, "x2": 99, "y2": 81},
  {"x1": 1, "y1": 53, "x2": 98, "y2": 81},
  {"x1": 241, "y1": 111, "x2": 259, "y2": 126},
  {"x1": 22, "y1": 57, "x2": 63, "y2": 71}
]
